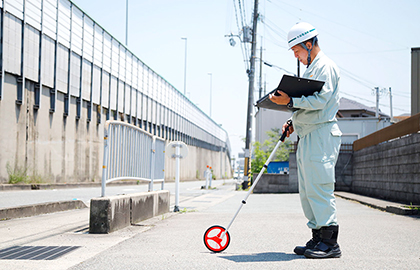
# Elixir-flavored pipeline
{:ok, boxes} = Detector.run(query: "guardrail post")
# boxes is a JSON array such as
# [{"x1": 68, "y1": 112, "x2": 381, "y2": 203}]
[
  {"x1": 149, "y1": 138, "x2": 156, "y2": 192},
  {"x1": 101, "y1": 125, "x2": 110, "y2": 197}
]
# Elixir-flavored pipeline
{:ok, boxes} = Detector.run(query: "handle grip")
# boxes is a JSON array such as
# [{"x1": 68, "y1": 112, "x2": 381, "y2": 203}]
[{"x1": 280, "y1": 120, "x2": 292, "y2": 142}]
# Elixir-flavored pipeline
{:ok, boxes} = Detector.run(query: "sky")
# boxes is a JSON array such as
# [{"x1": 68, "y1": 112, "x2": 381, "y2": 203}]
[{"x1": 71, "y1": 0, "x2": 420, "y2": 159}]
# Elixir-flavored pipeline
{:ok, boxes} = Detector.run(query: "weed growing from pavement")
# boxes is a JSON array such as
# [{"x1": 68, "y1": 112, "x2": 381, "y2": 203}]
[
  {"x1": 179, "y1": 208, "x2": 197, "y2": 213},
  {"x1": 404, "y1": 203, "x2": 420, "y2": 211},
  {"x1": 6, "y1": 162, "x2": 46, "y2": 184}
]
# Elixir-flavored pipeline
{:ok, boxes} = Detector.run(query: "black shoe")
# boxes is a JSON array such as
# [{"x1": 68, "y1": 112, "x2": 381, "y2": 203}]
[
  {"x1": 304, "y1": 242, "x2": 342, "y2": 259},
  {"x1": 294, "y1": 229, "x2": 321, "y2": 255},
  {"x1": 304, "y1": 225, "x2": 341, "y2": 259},
  {"x1": 294, "y1": 239, "x2": 317, "y2": 255}
]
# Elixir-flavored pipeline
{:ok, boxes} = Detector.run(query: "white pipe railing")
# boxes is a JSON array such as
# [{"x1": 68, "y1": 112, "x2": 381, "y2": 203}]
[{"x1": 101, "y1": 120, "x2": 165, "y2": 197}]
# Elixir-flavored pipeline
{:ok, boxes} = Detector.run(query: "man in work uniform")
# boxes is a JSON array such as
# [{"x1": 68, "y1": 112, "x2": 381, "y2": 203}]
[{"x1": 269, "y1": 22, "x2": 342, "y2": 259}]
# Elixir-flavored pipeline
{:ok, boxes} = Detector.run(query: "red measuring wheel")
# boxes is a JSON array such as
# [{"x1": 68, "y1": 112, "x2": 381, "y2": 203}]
[{"x1": 203, "y1": 225, "x2": 230, "y2": 253}]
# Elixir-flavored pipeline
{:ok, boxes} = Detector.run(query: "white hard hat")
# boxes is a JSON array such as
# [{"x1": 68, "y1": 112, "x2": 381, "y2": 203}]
[{"x1": 287, "y1": 22, "x2": 318, "y2": 49}]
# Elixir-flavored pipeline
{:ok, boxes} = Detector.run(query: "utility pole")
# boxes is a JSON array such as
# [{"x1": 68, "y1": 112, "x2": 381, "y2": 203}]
[
  {"x1": 259, "y1": 41, "x2": 263, "y2": 99},
  {"x1": 243, "y1": 0, "x2": 259, "y2": 187},
  {"x1": 389, "y1": 87, "x2": 393, "y2": 122},
  {"x1": 375, "y1": 87, "x2": 379, "y2": 118}
]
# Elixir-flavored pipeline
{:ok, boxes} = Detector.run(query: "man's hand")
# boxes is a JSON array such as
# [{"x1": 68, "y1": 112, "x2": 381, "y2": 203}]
[
  {"x1": 269, "y1": 90, "x2": 291, "y2": 105},
  {"x1": 282, "y1": 121, "x2": 294, "y2": 138}
]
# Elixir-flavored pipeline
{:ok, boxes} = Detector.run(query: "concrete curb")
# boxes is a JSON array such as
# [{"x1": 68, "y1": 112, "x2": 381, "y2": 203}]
[
  {"x1": 0, "y1": 181, "x2": 142, "y2": 191},
  {"x1": 89, "y1": 190, "x2": 170, "y2": 234},
  {"x1": 335, "y1": 191, "x2": 419, "y2": 216},
  {"x1": 0, "y1": 200, "x2": 88, "y2": 220},
  {"x1": 0, "y1": 179, "x2": 202, "y2": 191}
]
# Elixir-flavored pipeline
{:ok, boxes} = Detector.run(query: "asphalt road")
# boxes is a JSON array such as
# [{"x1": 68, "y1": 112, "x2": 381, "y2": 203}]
[
  {"x1": 1, "y1": 180, "x2": 419, "y2": 269},
  {"x1": 0, "y1": 179, "x2": 229, "y2": 209}
]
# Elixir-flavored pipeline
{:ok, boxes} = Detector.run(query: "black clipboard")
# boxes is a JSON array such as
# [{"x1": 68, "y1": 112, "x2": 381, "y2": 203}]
[{"x1": 255, "y1": 75, "x2": 325, "y2": 112}]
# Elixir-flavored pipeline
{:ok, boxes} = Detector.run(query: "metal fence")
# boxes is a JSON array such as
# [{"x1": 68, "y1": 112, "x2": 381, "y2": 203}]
[{"x1": 101, "y1": 120, "x2": 165, "y2": 196}]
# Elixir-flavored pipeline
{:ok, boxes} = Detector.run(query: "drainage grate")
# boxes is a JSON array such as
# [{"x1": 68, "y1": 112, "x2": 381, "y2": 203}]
[{"x1": 0, "y1": 246, "x2": 81, "y2": 260}]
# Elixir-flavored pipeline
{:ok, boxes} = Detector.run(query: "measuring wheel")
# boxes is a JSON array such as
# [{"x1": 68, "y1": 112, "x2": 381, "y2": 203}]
[{"x1": 203, "y1": 225, "x2": 230, "y2": 253}]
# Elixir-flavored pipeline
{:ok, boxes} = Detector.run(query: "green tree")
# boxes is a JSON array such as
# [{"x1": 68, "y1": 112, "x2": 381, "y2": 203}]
[{"x1": 251, "y1": 128, "x2": 292, "y2": 176}]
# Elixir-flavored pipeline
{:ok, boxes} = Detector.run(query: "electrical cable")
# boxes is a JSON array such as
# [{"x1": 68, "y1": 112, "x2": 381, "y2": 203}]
[
  {"x1": 268, "y1": 0, "x2": 410, "y2": 50},
  {"x1": 238, "y1": 0, "x2": 247, "y2": 30},
  {"x1": 232, "y1": 0, "x2": 250, "y2": 71},
  {"x1": 340, "y1": 92, "x2": 409, "y2": 112},
  {"x1": 339, "y1": 67, "x2": 375, "y2": 89}
]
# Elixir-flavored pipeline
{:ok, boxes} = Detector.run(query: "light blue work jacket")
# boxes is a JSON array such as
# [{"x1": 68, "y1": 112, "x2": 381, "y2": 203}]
[{"x1": 291, "y1": 51, "x2": 340, "y2": 137}]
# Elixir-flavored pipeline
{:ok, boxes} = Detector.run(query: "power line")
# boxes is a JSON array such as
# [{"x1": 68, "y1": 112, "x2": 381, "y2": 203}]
[
  {"x1": 339, "y1": 67, "x2": 375, "y2": 89},
  {"x1": 340, "y1": 92, "x2": 409, "y2": 113},
  {"x1": 331, "y1": 48, "x2": 408, "y2": 55},
  {"x1": 261, "y1": 16, "x2": 287, "y2": 39},
  {"x1": 268, "y1": 0, "x2": 410, "y2": 50},
  {"x1": 238, "y1": 0, "x2": 247, "y2": 28},
  {"x1": 232, "y1": 0, "x2": 250, "y2": 71}
]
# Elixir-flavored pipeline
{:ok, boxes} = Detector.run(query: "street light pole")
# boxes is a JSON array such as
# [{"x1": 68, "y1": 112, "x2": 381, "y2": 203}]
[
  {"x1": 125, "y1": 0, "x2": 128, "y2": 46},
  {"x1": 208, "y1": 73, "x2": 212, "y2": 118},
  {"x1": 181, "y1": 37, "x2": 187, "y2": 96}
]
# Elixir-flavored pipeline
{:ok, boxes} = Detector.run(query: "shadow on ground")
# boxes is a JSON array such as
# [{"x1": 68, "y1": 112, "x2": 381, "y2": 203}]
[{"x1": 219, "y1": 252, "x2": 302, "y2": 262}]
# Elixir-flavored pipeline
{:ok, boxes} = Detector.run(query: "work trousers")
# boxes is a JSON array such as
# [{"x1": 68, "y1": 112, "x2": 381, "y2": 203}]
[{"x1": 296, "y1": 122, "x2": 341, "y2": 229}]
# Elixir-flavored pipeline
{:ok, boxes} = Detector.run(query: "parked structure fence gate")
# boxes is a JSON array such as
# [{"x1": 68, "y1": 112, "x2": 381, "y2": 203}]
[{"x1": 101, "y1": 121, "x2": 165, "y2": 196}]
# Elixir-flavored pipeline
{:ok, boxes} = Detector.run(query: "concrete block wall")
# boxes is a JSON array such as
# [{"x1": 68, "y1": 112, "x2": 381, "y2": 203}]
[
  {"x1": 253, "y1": 134, "x2": 419, "y2": 205},
  {"x1": 252, "y1": 153, "x2": 298, "y2": 194},
  {"x1": 253, "y1": 174, "x2": 297, "y2": 193},
  {"x1": 335, "y1": 153, "x2": 353, "y2": 192},
  {"x1": 288, "y1": 153, "x2": 299, "y2": 192},
  {"x1": 89, "y1": 190, "x2": 170, "y2": 234},
  {"x1": 352, "y1": 133, "x2": 420, "y2": 204}
]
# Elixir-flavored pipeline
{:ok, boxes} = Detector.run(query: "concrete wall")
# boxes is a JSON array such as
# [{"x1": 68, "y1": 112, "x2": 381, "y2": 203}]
[
  {"x1": 0, "y1": 73, "x2": 104, "y2": 184},
  {"x1": 352, "y1": 133, "x2": 420, "y2": 204},
  {"x1": 0, "y1": 73, "x2": 232, "y2": 184},
  {"x1": 164, "y1": 145, "x2": 232, "y2": 181}
]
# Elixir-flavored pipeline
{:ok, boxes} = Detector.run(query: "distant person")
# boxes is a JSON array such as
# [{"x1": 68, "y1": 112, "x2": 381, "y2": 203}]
[{"x1": 269, "y1": 22, "x2": 342, "y2": 259}]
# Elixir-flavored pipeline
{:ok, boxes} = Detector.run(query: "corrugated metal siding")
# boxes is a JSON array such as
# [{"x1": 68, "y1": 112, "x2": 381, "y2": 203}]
[
  {"x1": 69, "y1": 52, "x2": 81, "y2": 97},
  {"x1": 101, "y1": 71, "x2": 110, "y2": 108},
  {"x1": 4, "y1": 13, "x2": 22, "y2": 75},
  {"x1": 91, "y1": 65, "x2": 101, "y2": 105},
  {"x1": 24, "y1": 24, "x2": 39, "y2": 82},
  {"x1": 41, "y1": 35, "x2": 55, "y2": 87},
  {"x1": 81, "y1": 59, "x2": 91, "y2": 100},
  {"x1": 56, "y1": 44, "x2": 69, "y2": 93}
]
